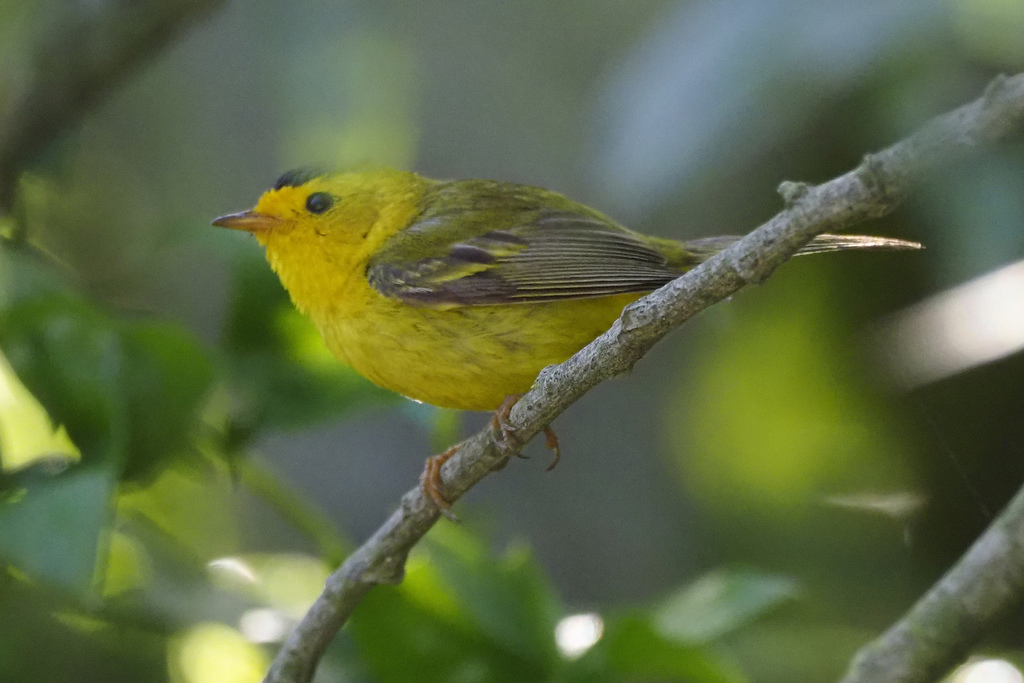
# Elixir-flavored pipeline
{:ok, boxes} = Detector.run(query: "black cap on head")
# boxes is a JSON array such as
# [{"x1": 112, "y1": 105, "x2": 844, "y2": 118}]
[{"x1": 273, "y1": 167, "x2": 324, "y2": 190}]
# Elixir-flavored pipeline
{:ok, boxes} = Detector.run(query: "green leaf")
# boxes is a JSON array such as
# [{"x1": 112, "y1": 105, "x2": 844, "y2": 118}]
[
  {"x1": 222, "y1": 248, "x2": 289, "y2": 355},
  {"x1": 349, "y1": 526, "x2": 562, "y2": 682},
  {"x1": 426, "y1": 524, "x2": 561, "y2": 666},
  {"x1": 0, "y1": 347, "x2": 79, "y2": 472},
  {"x1": 591, "y1": 614, "x2": 747, "y2": 683},
  {"x1": 653, "y1": 569, "x2": 798, "y2": 645},
  {"x1": 350, "y1": 583, "x2": 543, "y2": 683},
  {"x1": 0, "y1": 465, "x2": 116, "y2": 595},
  {"x1": 117, "y1": 465, "x2": 239, "y2": 564},
  {"x1": 0, "y1": 247, "x2": 71, "y2": 310},
  {"x1": 119, "y1": 322, "x2": 214, "y2": 481},
  {"x1": 0, "y1": 294, "x2": 215, "y2": 480},
  {"x1": 0, "y1": 293, "x2": 221, "y2": 593},
  {"x1": 0, "y1": 294, "x2": 126, "y2": 464}
]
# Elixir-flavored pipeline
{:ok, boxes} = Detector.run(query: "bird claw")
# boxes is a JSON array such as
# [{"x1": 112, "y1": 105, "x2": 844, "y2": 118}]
[
  {"x1": 490, "y1": 394, "x2": 522, "y2": 446},
  {"x1": 421, "y1": 443, "x2": 462, "y2": 522},
  {"x1": 543, "y1": 425, "x2": 561, "y2": 471},
  {"x1": 490, "y1": 394, "x2": 561, "y2": 470}
]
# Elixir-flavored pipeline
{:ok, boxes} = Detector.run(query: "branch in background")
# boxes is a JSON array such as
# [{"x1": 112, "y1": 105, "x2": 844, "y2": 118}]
[
  {"x1": 0, "y1": 0, "x2": 227, "y2": 210},
  {"x1": 263, "y1": 73, "x2": 1024, "y2": 683},
  {"x1": 840, "y1": 483, "x2": 1024, "y2": 683}
]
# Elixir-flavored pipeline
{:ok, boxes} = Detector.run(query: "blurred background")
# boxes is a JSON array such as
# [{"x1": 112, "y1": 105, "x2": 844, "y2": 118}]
[{"x1": 1, "y1": 0, "x2": 1023, "y2": 681}]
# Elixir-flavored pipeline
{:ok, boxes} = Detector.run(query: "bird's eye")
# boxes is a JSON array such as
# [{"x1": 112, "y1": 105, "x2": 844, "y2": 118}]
[{"x1": 305, "y1": 192, "x2": 334, "y2": 215}]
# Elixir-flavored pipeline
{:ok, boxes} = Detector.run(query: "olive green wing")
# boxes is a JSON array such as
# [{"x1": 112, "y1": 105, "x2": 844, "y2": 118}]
[{"x1": 366, "y1": 180, "x2": 693, "y2": 307}]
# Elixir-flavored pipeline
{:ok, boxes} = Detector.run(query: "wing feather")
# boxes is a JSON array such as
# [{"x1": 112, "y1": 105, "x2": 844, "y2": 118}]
[{"x1": 366, "y1": 181, "x2": 687, "y2": 306}]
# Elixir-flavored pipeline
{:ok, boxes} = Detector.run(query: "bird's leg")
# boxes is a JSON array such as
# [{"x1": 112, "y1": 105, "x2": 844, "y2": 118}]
[
  {"x1": 491, "y1": 394, "x2": 529, "y2": 459},
  {"x1": 490, "y1": 394, "x2": 561, "y2": 470},
  {"x1": 421, "y1": 441, "x2": 463, "y2": 521}
]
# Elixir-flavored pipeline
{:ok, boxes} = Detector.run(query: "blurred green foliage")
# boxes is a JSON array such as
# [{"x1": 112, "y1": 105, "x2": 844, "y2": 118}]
[
  {"x1": 347, "y1": 525, "x2": 790, "y2": 683},
  {"x1": 669, "y1": 266, "x2": 912, "y2": 510}
]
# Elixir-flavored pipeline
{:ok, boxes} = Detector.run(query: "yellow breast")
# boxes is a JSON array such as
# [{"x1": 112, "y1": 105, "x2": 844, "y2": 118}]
[{"x1": 315, "y1": 285, "x2": 639, "y2": 411}]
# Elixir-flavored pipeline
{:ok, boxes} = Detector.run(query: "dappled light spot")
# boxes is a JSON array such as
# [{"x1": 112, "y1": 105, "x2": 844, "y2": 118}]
[
  {"x1": 877, "y1": 259, "x2": 1024, "y2": 388},
  {"x1": 249, "y1": 554, "x2": 330, "y2": 618},
  {"x1": 555, "y1": 613, "x2": 604, "y2": 659},
  {"x1": 950, "y1": 658, "x2": 1024, "y2": 683},
  {"x1": 102, "y1": 531, "x2": 151, "y2": 597},
  {"x1": 239, "y1": 608, "x2": 290, "y2": 644},
  {"x1": 208, "y1": 557, "x2": 258, "y2": 585},
  {"x1": 208, "y1": 554, "x2": 330, "y2": 617},
  {"x1": 169, "y1": 622, "x2": 268, "y2": 683},
  {"x1": 820, "y1": 491, "x2": 927, "y2": 521}
]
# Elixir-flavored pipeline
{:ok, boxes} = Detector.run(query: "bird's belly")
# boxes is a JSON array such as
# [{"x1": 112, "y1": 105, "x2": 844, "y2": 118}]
[{"x1": 320, "y1": 294, "x2": 640, "y2": 411}]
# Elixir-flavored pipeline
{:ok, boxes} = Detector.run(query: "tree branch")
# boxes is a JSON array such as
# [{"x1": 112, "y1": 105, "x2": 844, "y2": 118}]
[
  {"x1": 0, "y1": 0, "x2": 227, "y2": 210},
  {"x1": 263, "y1": 72, "x2": 1024, "y2": 683},
  {"x1": 839, "y1": 482, "x2": 1024, "y2": 683}
]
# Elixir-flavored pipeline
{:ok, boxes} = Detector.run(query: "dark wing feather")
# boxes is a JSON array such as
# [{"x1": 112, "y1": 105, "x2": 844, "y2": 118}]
[{"x1": 366, "y1": 180, "x2": 690, "y2": 307}]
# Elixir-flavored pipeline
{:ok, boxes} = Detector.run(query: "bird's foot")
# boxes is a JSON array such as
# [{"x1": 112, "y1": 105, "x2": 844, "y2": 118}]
[
  {"x1": 421, "y1": 441, "x2": 463, "y2": 521},
  {"x1": 490, "y1": 394, "x2": 561, "y2": 470},
  {"x1": 491, "y1": 393, "x2": 524, "y2": 446},
  {"x1": 491, "y1": 394, "x2": 529, "y2": 458}
]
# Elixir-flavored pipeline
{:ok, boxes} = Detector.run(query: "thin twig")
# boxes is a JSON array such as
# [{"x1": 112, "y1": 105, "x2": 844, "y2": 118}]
[
  {"x1": 0, "y1": 0, "x2": 227, "y2": 210},
  {"x1": 263, "y1": 73, "x2": 1024, "y2": 683}
]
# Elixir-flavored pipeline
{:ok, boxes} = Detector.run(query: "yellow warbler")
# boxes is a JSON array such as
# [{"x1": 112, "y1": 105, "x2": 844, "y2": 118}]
[{"x1": 214, "y1": 167, "x2": 919, "y2": 510}]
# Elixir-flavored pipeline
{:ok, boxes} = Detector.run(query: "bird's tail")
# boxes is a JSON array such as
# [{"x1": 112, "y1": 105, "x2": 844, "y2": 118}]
[{"x1": 680, "y1": 233, "x2": 922, "y2": 262}]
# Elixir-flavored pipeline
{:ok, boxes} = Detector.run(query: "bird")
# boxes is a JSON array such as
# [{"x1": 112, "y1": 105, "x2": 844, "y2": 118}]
[{"x1": 213, "y1": 167, "x2": 920, "y2": 514}]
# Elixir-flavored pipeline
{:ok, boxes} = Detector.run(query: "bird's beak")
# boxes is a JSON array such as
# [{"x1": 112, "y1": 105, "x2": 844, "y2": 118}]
[{"x1": 212, "y1": 210, "x2": 281, "y2": 234}]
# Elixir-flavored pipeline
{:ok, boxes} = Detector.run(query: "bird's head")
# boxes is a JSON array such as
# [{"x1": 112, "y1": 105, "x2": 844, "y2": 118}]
[
  {"x1": 214, "y1": 167, "x2": 421, "y2": 243},
  {"x1": 213, "y1": 167, "x2": 425, "y2": 313}
]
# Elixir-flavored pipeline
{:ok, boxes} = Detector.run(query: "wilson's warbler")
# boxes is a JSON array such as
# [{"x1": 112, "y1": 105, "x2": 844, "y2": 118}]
[{"x1": 214, "y1": 168, "x2": 919, "y2": 511}]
